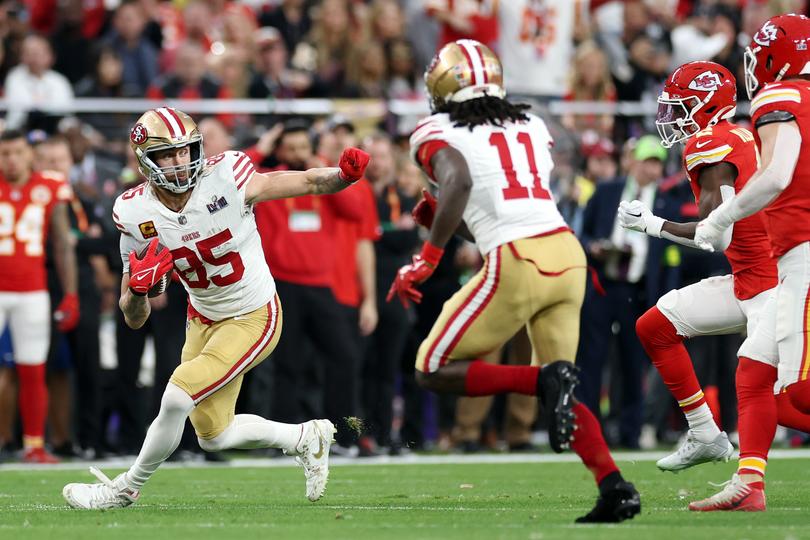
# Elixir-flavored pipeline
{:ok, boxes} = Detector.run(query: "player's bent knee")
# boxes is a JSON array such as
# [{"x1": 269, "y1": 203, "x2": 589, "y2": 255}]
[
  {"x1": 415, "y1": 370, "x2": 441, "y2": 392},
  {"x1": 197, "y1": 433, "x2": 228, "y2": 452},
  {"x1": 735, "y1": 357, "x2": 776, "y2": 395},
  {"x1": 787, "y1": 380, "x2": 810, "y2": 414},
  {"x1": 636, "y1": 306, "x2": 679, "y2": 350},
  {"x1": 159, "y1": 382, "x2": 195, "y2": 417}
]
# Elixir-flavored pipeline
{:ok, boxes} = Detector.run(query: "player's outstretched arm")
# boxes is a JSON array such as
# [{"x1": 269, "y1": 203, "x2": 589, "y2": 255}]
[
  {"x1": 119, "y1": 273, "x2": 151, "y2": 329},
  {"x1": 619, "y1": 162, "x2": 736, "y2": 250},
  {"x1": 244, "y1": 147, "x2": 370, "y2": 204},
  {"x1": 696, "y1": 121, "x2": 799, "y2": 245}
]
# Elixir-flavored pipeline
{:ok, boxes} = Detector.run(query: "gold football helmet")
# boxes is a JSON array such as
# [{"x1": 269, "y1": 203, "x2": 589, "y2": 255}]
[
  {"x1": 424, "y1": 39, "x2": 505, "y2": 111},
  {"x1": 129, "y1": 107, "x2": 204, "y2": 193}
]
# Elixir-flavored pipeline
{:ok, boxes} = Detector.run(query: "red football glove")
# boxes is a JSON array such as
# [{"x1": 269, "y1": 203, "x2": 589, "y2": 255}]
[
  {"x1": 386, "y1": 242, "x2": 444, "y2": 308},
  {"x1": 412, "y1": 188, "x2": 437, "y2": 229},
  {"x1": 128, "y1": 238, "x2": 174, "y2": 296},
  {"x1": 338, "y1": 147, "x2": 370, "y2": 184},
  {"x1": 54, "y1": 293, "x2": 80, "y2": 332}
]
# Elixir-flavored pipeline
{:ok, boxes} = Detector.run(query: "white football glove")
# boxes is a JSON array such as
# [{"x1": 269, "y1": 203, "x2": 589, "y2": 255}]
[
  {"x1": 694, "y1": 215, "x2": 727, "y2": 253},
  {"x1": 618, "y1": 200, "x2": 664, "y2": 237}
]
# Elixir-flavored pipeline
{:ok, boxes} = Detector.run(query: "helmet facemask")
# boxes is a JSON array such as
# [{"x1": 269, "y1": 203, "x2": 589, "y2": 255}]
[
  {"x1": 744, "y1": 46, "x2": 760, "y2": 100},
  {"x1": 656, "y1": 93, "x2": 702, "y2": 148},
  {"x1": 138, "y1": 136, "x2": 205, "y2": 194}
]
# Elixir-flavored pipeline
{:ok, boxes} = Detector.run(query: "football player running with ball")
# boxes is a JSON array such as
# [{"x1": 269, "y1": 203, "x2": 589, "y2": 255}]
[
  {"x1": 619, "y1": 60, "x2": 810, "y2": 511},
  {"x1": 685, "y1": 13, "x2": 810, "y2": 511},
  {"x1": 387, "y1": 40, "x2": 640, "y2": 523},
  {"x1": 62, "y1": 108, "x2": 369, "y2": 509}
]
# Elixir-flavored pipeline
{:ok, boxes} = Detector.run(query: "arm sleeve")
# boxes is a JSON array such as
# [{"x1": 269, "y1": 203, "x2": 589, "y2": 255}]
[{"x1": 718, "y1": 122, "x2": 801, "y2": 227}]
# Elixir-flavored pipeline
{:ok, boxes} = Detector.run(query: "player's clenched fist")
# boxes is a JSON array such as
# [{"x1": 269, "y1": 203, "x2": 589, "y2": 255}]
[
  {"x1": 128, "y1": 238, "x2": 174, "y2": 296},
  {"x1": 412, "y1": 188, "x2": 437, "y2": 229},
  {"x1": 338, "y1": 147, "x2": 370, "y2": 184}
]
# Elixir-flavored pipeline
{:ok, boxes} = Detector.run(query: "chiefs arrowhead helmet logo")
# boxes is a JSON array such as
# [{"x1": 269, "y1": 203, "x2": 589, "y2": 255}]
[
  {"x1": 130, "y1": 123, "x2": 148, "y2": 145},
  {"x1": 688, "y1": 71, "x2": 722, "y2": 92},
  {"x1": 753, "y1": 21, "x2": 779, "y2": 47}
]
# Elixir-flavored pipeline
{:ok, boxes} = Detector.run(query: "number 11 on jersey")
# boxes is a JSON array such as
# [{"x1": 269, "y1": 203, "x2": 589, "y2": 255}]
[{"x1": 489, "y1": 131, "x2": 552, "y2": 201}]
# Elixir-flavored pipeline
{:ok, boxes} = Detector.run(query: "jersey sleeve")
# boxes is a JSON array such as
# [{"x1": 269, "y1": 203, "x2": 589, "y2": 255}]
[
  {"x1": 409, "y1": 114, "x2": 453, "y2": 180},
  {"x1": 750, "y1": 82, "x2": 803, "y2": 124},
  {"x1": 227, "y1": 151, "x2": 256, "y2": 192},
  {"x1": 683, "y1": 132, "x2": 734, "y2": 175}
]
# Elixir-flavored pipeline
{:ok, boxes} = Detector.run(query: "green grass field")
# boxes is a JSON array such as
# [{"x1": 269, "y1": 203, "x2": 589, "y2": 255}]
[{"x1": 3, "y1": 457, "x2": 810, "y2": 540}]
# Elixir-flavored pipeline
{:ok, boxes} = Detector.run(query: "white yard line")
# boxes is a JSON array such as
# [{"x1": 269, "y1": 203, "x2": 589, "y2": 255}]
[{"x1": 2, "y1": 448, "x2": 810, "y2": 472}]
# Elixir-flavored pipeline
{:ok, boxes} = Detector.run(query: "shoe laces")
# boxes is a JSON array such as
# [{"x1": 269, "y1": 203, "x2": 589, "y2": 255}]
[
  {"x1": 85, "y1": 467, "x2": 126, "y2": 506},
  {"x1": 706, "y1": 474, "x2": 748, "y2": 502},
  {"x1": 675, "y1": 431, "x2": 699, "y2": 457}
]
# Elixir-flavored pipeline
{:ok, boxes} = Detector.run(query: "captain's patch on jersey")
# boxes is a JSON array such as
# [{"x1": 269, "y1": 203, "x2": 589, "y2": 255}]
[{"x1": 139, "y1": 220, "x2": 158, "y2": 239}]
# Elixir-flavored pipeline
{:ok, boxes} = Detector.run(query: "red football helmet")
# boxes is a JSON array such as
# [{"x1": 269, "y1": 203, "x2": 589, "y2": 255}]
[
  {"x1": 656, "y1": 61, "x2": 737, "y2": 148},
  {"x1": 744, "y1": 13, "x2": 810, "y2": 99}
]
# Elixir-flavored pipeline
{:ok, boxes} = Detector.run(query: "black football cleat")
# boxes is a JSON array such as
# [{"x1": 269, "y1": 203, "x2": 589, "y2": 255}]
[
  {"x1": 538, "y1": 360, "x2": 579, "y2": 453},
  {"x1": 576, "y1": 481, "x2": 641, "y2": 523}
]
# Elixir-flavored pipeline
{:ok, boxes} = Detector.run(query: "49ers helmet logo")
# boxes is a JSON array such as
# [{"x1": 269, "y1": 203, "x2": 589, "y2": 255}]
[
  {"x1": 753, "y1": 21, "x2": 779, "y2": 47},
  {"x1": 688, "y1": 71, "x2": 722, "y2": 92},
  {"x1": 130, "y1": 123, "x2": 148, "y2": 145}
]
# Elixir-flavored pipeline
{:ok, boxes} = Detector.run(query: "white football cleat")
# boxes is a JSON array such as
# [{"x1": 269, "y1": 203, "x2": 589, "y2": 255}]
[
  {"x1": 289, "y1": 419, "x2": 336, "y2": 502},
  {"x1": 63, "y1": 467, "x2": 140, "y2": 510},
  {"x1": 657, "y1": 430, "x2": 734, "y2": 472}
]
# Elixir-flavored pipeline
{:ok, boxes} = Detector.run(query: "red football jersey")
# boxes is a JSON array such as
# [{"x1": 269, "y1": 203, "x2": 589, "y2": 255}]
[
  {"x1": 750, "y1": 81, "x2": 810, "y2": 259},
  {"x1": 0, "y1": 171, "x2": 72, "y2": 292},
  {"x1": 683, "y1": 120, "x2": 777, "y2": 300}
]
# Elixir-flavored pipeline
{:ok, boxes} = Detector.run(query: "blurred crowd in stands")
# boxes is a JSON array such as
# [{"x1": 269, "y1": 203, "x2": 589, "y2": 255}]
[{"x1": 1, "y1": 0, "x2": 809, "y2": 462}]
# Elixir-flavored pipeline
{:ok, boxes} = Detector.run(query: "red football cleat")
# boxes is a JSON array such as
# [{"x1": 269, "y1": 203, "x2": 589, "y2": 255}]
[
  {"x1": 23, "y1": 447, "x2": 60, "y2": 464},
  {"x1": 688, "y1": 474, "x2": 766, "y2": 512}
]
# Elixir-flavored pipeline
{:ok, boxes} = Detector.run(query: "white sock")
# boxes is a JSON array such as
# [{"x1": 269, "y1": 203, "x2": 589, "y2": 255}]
[
  {"x1": 126, "y1": 383, "x2": 194, "y2": 489},
  {"x1": 684, "y1": 403, "x2": 721, "y2": 443},
  {"x1": 198, "y1": 414, "x2": 304, "y2": 453}
]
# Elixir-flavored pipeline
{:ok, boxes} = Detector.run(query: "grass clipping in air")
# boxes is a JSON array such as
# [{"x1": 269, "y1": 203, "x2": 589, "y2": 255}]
[{"x1": 345, "y1": 416, "x2": 366, "y2": 436}]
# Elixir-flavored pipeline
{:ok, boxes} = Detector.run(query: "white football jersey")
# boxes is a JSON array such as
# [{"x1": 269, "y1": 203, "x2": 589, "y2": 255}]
[
  {"x1": 410, "y1": 112, "x2": 568, "y2": 255},
  {"x1": 113, "y1": 151, "x2": 276, "y2": 321}
]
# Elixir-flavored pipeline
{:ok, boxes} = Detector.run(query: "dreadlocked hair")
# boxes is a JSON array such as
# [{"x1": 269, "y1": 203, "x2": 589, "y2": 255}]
[{"x1": 438, "y1": 96, "x2": 531, "y2": 130}]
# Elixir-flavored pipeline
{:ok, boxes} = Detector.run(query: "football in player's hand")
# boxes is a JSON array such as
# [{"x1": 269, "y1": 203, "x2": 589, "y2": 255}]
[{"x1": 135, "y1": 241, "x2": 171, "y2": 297}]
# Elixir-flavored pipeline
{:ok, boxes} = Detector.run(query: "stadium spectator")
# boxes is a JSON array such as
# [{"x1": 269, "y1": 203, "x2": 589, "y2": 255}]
[
  {"x1": 252, "y1": 122, "x2": 364, "y2": 450},
  {"x1": 4, "y1": 35, "x2": 74, "y2": 131},
  {"x1": 361, "y1": 133, "x2": 420, "y2": 453},
  {"x1": 248, "y1": 26, "x2": 311, "y2": 99},
  {"x1": 576, "y1": 135, "x2": 683, "y2": 448},
  {"x1": 369, "y1": 0, "x2": 406, "y2": 42},
  {"x1": 38, "y1": 136, "x2": 114, "y2": 459},
  {"x1": 293, "y1": 0, "x2": 357, "y2": 96},
  {"x1": 258, "y1": 0, "x2": 312, "y2": 55},
  {"x1": 147, "y1": 40, "x2": 230, "y2": 101},
  {"x1": 384, "y1": 38, "x2": 423, "y2": 100},
  {"x1": 563, "y1": 40, "x2": 616, "y2": 137},
  {"x1": 346, "y1": 41, "x2": 387, "y2": 98},
  {"x1": 426, "y1": 0, "x2": 498, "y2": 50},
  {"x1": 104, "y1": 1, "x2": 160, "y2": 97},
  {"x1": 207, "y1": 45, "x2": 251, "y2": 99},
  {"x1": 49, "y1": 0, "x2": 95, "y2": 85}
]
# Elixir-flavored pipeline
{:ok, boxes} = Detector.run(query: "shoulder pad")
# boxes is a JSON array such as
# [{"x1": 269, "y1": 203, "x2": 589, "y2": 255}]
[{"x1": 754, "y1": 109, "x2": 797, "y2": 128}]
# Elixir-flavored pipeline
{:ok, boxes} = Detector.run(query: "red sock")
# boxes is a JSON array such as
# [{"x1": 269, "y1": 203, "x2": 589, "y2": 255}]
[
  {"x1": 736, "y1": 358, "x2": 777, "y2": 479},
  {"x1": 16, "y1": 364, "x2": 48, "y2": 449},
  {"x1": 776, "y1": 392, "x2": 810, "y2": 432},
  {"x1": 636, "y1": 307, "x2": 707, "y2": 413},
  {"x1": 463, "y1": 360, "x2": 539, "y2": 396},
  {"x1": 571, "y1": 402, "x2": 619, "y2": 485},
  {"x1": 787, "y1": 379, "x2": 810, "y2": 414}
]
